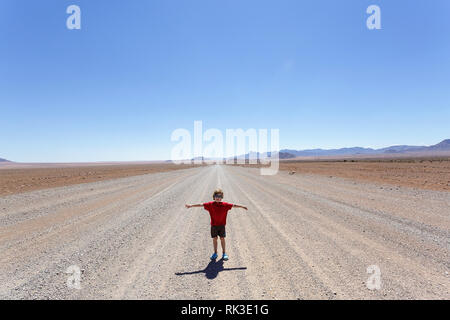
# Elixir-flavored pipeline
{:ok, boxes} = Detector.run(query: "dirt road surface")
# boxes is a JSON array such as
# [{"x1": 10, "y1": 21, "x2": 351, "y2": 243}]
[{"x1": 0, "y1": 165, "x2": 448, "y2": 299}]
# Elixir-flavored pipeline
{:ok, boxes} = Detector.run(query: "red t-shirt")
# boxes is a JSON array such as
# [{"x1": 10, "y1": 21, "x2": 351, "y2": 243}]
[{"x1": 203, "y1": 201, "x2": 234, "y2": 226}]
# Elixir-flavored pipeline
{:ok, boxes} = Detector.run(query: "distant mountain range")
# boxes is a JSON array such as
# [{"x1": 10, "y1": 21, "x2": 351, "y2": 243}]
[
  {"x1": 279, "y1": 139, "x2": 450, "y2": 158},
  {"x1": 232, "y1": 139, "x2": 450, "y2": 160},
  {"x1": 3, "y1": 139, "x2": 450, "y2": 164}
]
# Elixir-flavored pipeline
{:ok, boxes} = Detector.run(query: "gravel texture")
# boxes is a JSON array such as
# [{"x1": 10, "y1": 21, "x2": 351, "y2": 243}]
[{"x1": 0, "y1": 165, "x2": 448, "y2": 299}]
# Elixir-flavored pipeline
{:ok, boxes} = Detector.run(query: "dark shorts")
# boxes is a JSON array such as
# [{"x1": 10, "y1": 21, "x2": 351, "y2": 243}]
[{"x1": 211, "y1": 225, "x2": 226, "y2": 238}]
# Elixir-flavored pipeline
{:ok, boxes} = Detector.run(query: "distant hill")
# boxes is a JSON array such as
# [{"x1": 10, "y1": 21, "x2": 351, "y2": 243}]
[
  {"x1": 0, "y1": 158, "x2": 11, "y2": 162},
  {"x1": 280, "y1": 139, "x2": 450, "y2": 157},
  {"x1": 282, "y1": 147, "x2": 377, "y2": 157},
  {"x1": 232, "y1": 139, "x2": 450, "y2": 160},
  {"x1": 429, "y1": 139, "x2": 450, "y2": 150}
]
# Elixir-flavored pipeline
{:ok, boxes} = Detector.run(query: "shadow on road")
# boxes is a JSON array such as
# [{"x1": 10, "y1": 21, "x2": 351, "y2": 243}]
[{"x1": 175, "y1": 259, "x2": 247, "y2": 279}]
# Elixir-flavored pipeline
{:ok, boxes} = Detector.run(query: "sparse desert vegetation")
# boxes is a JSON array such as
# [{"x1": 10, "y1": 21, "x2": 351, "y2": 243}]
[
  {"x1": 0, "y1": 163, "x2": 198, "y2": 196},
  {"x1": 279, "y1": 158, "x2": 450, "y2": 192}
]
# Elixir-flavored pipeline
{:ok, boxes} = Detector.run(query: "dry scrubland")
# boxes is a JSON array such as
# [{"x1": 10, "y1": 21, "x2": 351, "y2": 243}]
[
  {"x1": 277, "y1": 158, "x2": 450, "y2": 192},
  {"x1": 1, "y1": 158, "x2": 449, "y2": 196},
  {"x1": 0, "y1": 163, "x2": 197, "y2": 196}
]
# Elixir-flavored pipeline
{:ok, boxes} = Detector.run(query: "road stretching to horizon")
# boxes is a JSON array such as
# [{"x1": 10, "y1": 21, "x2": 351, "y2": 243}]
[{"x1": 0, "y1": 165, "x2": 448, "y2": 299}]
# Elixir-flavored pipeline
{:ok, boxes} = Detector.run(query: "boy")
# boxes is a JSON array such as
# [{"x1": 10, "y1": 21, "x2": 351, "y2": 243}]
[{"x1": 185, "y1": 188, "x2": 248, "y2": 261}]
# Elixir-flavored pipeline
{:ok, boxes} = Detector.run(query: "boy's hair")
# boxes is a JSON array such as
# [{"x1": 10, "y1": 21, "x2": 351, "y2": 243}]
[{"x1": 213, "y1": 188, "x2": 224, "y2": 199}]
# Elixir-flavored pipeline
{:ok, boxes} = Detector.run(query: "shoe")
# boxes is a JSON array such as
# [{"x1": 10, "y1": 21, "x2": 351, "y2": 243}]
[
  {"x1": 210, "y1": 252, "x2": 218, "y2": 260},
  {"x1": 222, "y1": 253, "x2": 229, "y2": 261}
]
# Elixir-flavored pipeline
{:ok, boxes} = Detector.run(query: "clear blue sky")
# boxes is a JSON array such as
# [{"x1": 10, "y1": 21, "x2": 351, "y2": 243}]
[{"x1": 1, "y1": 0, "x2": 449, "y2": 162}]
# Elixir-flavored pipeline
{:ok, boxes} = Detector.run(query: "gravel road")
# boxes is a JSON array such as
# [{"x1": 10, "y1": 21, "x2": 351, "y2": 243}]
[{"x1": 0, "y1": 165, "x2": 449, "y2": 299}]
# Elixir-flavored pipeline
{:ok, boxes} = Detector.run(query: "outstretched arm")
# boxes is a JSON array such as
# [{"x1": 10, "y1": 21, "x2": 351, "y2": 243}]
[
  {"x1": 185, "y1": 204, "x2": 203, "y2": 209},
  {"x1": 233, "y1": 204, "x2": 248, "y2": 210}
]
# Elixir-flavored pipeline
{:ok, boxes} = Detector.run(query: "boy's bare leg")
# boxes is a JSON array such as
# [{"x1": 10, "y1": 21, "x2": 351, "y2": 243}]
[
  {"x1": 220, "y1": 237, "x2": 226, "y2": 254},
  {"x1": 213, "y1": 237, "x2": 218, "y2": 253}
]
